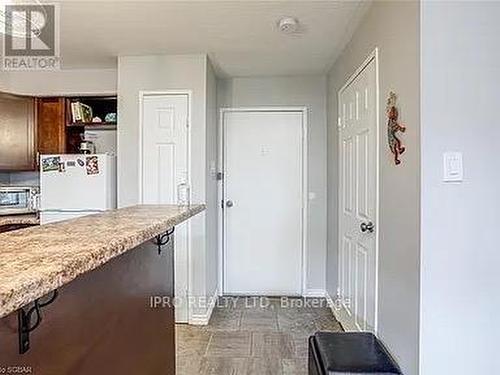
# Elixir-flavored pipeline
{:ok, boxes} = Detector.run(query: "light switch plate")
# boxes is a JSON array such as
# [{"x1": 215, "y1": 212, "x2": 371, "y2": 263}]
[
  {"x1": 209, "y1": 161, "x2": 217, "y2": 178},
  {"x1": 443, "y1": 152, "x2": 463, "y2": 182}
]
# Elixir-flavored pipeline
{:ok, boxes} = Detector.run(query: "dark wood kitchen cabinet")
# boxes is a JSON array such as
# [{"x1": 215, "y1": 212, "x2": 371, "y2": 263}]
[
  {"x1": 0, "y1": 93, "x2": 35, "y2": 171},
  {"x1": 0, "y1": 95, "x2": 117, "y2": 170},
  {"x1": 36, "y1": 97, "x2": 66, "y2": 157}
]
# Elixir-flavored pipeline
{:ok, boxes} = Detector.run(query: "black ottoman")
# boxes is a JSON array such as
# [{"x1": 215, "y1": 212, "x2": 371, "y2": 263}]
[{"x1": 308, "y1": 332, "x2": 402, "y2": 374}]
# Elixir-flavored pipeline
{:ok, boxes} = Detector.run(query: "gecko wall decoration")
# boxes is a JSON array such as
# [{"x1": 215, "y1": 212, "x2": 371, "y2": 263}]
[{"x1": 386, "y1": 91, "x2": 406, "y2": 165}]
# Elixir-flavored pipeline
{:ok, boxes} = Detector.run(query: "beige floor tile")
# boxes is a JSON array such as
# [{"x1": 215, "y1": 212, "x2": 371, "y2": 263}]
[
  {"x1": 176, "y1": 296, "x2": 342, "y2": 374},
  {"x1": 176, "y1": 355, "x2": 203, "y2": 375},
  {"x1": 245, "y1": 356, "x2": 283, "y2": 375},
  {"x1": 205, "y1": 331, "x2": 252, "y2": 357},
  {"x1": 176, "y1": 324, "x2": 212, "y2": 357},
  {"x1": 251, "y1": 332, "x2": 296, "y2": 358},
  {"x1": 277, "y1": 312, "x2": 318, "y2": 336},
  {"x1": 241, "y1": 310, "x2": 279, "y2": 331},
  {"x1": 291, "y1": 335, "x2": 310, "y2": 358},
  {"x1": 314, "y1": 315, "x2": 343, "y2": 332},
  {"x1": 282, "y1": 358, "x2": 308, "y2": 375},
  {"x1": 200, "y1": 357, "x2": 249, "y2": 375},
  {"x1": 207, "y1": 309, "x2": 242, "y2": 331}
]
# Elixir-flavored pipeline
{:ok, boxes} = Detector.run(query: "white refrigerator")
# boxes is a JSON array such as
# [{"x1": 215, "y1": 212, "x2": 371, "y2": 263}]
[{"x1": 40, "y1": 154, "x2": 117, "y2": 224}]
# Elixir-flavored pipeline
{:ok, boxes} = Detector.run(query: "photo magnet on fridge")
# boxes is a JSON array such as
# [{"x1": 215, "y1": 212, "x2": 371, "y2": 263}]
[
  {"x1": 42, "y1": 156, "x2": 61, "y2": 172},
  {"x1": 85, "y1": 156, "x2": 99, "y2": 175}
]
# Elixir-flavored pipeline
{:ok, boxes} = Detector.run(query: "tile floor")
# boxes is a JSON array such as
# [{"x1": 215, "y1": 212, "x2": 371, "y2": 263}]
[{"x1": 176, "y1": 296, "x2": 343, "y2": 375}]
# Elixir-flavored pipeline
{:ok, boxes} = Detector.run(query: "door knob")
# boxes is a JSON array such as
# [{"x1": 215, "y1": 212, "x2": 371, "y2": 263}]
[
  {"x1": 360, "y1": 221, "x2": 375, "y2": 233},
  {"x1": 226, "y1": 200, "x2": 234, "y2": 208}
]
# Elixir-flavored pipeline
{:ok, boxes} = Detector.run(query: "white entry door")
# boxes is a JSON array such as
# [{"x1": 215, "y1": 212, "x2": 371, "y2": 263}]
[
  {"x1": 338, "y1": 55, "x2": 378, "y2": 332},
  {"x1": 223, "y1": 110, "x2": 304, "y2": 295},
  {"x1": 141, "y1": 93, "x2": 190, "y2": 323}
]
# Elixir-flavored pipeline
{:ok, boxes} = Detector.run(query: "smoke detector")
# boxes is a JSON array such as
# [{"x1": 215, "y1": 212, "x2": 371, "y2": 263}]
[{"x1": 277, "y1": 17, "x2": 300, "y2": 34}]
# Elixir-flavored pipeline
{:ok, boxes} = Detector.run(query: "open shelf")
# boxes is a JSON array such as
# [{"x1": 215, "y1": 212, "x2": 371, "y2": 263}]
[
  {"x1": 65, "y1": 96, "x2": 117, "y2": 153},
  {"x1": 66, "y1": 96, "x2": 117, "y2": 125},
  {"x1": 67, "y1": 122, "x2": 117, "y2": 127}
]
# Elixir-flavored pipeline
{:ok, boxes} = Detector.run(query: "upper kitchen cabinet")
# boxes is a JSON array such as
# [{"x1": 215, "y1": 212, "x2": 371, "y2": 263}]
[
  {"x1": 0, "y1": 93, "x2": 35, "y2": 171},
  {"x1": 36, "y1": 97, "x2": 66, "y2": 156},
  {"x1": 37, "y1": 96, "x2": 117, "y2": 155},
  {"x1": 0, "y1": 95, "x2": 117, "y2": 171}
]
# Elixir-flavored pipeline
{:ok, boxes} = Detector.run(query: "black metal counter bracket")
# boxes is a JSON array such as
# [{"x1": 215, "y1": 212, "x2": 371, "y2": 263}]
[
  {"x1": 153, "y1": 227, "x2": 175, "y2": 255},
  {"x1": 18, "y1": 289, "x2": 58, "y2": 354}
]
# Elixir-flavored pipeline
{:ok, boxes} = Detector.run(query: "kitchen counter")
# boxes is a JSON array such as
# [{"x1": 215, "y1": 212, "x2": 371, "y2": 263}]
[
  {"x1": 0, "y1": 204, "x2": 204, "y2": 319},
  {"x1": 0, "y1": 213, "x2": 39, "y2": 226}
]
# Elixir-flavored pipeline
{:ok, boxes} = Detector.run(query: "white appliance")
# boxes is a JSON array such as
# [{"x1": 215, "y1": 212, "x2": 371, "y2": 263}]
[
  {"x1": 40, "y1": 154, "x2": 116, "y2": 224},
  {"x1": 84, "y1": 128, "x2": 117, "y2": 154},
  {"x1": 0, "y1": 186, "x2": 39, "y2": 215}
]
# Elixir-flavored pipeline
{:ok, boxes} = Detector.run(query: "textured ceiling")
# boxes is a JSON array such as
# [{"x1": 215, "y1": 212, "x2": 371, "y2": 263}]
[{"x1": 47, "y1": 0, "x2": 369, "y2": 77}]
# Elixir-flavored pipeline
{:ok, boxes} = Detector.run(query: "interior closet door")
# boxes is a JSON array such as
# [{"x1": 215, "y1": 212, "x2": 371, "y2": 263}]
[
  {"x1": 141, "y1": 94, "x2": 190, "y2": 323},
  {"x1": 338, "y1": 57, "x2": 378, "y2": 332}
]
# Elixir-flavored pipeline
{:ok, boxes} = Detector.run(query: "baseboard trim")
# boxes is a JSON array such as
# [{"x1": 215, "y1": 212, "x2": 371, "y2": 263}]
[
  {"x1": 189, "y1": 289, "x2": 218, "y2": 326},
  {"x1": 326, "y1": 291, "x2": 358, "y2": 332},
  {"x1": 325, "y1": 291, "x2": 336, "y2": 314},
  {"x1": 325, "y1": 291, "x2": 350, "y2": 331},
  {"x1": 302, "y1": 289, "x2": 326, "y2": 298}
]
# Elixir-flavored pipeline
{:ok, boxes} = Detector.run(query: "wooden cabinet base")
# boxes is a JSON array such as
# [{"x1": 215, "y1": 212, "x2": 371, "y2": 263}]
[
  {"x1": 0, "y1": 240, "x2": 175, "y2": 374},
  {"x1": 0, "y1": 224, "x2": 37, "y2": 233}
]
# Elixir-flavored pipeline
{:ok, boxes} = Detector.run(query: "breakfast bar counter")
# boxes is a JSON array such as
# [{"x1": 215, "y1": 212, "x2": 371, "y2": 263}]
[
  {"x1": 0, "y1": 214, "x2": 39, "y2": 227},
  {"x1": 0, "y1": 214, "x2": 39, "y2": 234},
  {"x1": 0, "y1": 204, "x2": 204, "y2": 318},
  {"x1": 0, "y1": 204, "x2": 205, "y2": 374}
]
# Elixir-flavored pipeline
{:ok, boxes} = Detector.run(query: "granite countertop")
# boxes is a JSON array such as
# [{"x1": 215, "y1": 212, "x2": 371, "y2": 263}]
[
  {"x1": 0, "y1": 214, "x2": 39, "y2": 226},
  {"x1": 0, "y1": 204, "x2": 205, "y2": 318}
]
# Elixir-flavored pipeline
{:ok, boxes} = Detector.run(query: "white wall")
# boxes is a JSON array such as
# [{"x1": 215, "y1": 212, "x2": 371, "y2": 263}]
[
  {"x1": 117, "y1": 54, "x2": 216, "y2": 319},
  {"x1": 327, "y1": 2, "x2": 420, "y2": 374},
  {"x1": 117, "y1": 55, "x2": 207, "y2": 207},
  {"x1": 0, "y1": 69, "x2": 117, "y2": 96},
  {"x1": 420, "y1": 2, "x2": 500, "y2": 373},
  {"x1": 217, "y1": 75, "x2": 328, "y2": 293},
  {"x1": 205, "y1": 60, "x2": 218, "y2": 299}
]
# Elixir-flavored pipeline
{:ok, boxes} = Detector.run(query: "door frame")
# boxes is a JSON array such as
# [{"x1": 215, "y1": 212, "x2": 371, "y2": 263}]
[
  {"x1": 336, "y1": 48, "x2": 380, "y2": 333},
  {"x1": 138, "y1": 89, "x2": 193, "y2": 321},
  {"x1": 218, "y1": 107, "x2": 309, "y2": 296}
]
